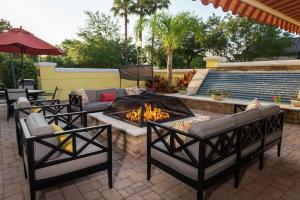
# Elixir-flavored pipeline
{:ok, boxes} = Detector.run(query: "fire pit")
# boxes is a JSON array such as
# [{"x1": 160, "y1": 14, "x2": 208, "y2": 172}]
[{"x1": 103, "y1": 94, "x2": 194, "y2": 127}]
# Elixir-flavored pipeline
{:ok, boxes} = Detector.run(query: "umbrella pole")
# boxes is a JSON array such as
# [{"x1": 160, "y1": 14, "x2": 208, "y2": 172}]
[
  {"x1": 9, "y1": 54, "x2": 17, "y2": 88},
  {"x1": 21, "y1": 48, "x2": 24, "y2": 88}
]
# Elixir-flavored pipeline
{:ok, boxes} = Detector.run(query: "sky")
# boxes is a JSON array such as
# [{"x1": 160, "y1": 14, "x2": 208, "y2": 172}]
[{"x1": 0, "y1": 0, "x2": 225, "y2": 45}]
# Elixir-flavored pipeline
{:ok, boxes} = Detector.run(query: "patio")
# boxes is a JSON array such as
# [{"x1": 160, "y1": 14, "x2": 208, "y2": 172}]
[{"x1": 1, "y1": 104, "x2": 300, "y2": 200}]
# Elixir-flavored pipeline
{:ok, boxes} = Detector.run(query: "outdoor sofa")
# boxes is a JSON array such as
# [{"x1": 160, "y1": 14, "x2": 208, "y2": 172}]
[
  {"x1": 69, "y1": 88, "x2": 127, "y2": 113},
  {"x1": 14, "y1": 97, "x2": 69, "y2": 157},
  {"x1": 19, "y1": 111, "x2": 112, "y2": 200},
  {"x1": 147, "y1": 104, "x2": 284, "y2": 200}
]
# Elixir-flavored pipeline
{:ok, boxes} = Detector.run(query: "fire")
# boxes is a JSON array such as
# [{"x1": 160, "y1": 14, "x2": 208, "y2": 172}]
[{"x1": 126, "y1": 103, "x2": 170, "y2": 122}]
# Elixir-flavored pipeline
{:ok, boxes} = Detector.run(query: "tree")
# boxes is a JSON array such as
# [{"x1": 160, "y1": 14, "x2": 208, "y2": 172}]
[
  {"x1": 154, "y1": 13, "x2": 190, "y2": 86},
  {"x1": 148, "y1": 0, "x2": 170, "y2": 65},
  {"x1": 111, "y1": 0, "x2": 133, "y2": 62},
  {"x1": 0, "y1": 19, "x2": 11, "y2": 32},
  {"x1": 175, "y1": 13, "x2": 205, "y2": 68}
]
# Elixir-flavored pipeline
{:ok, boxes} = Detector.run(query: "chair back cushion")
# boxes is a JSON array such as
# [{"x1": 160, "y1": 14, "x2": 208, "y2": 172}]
[
  {"x1": 117, "y1": 88, "x2": 127, "y2": 97},
  {"x1": 16, "y1": 97, "x2": 32, "y2": 109},
  {"x1": 232, "y1": 109, "x2": 261, "y2": 125},
  {"x1": 26, "y1": 113, "x2": 58, "y2": 161},
  {"x1": 6, "y1": 89, "x2": 27, "y2": 100},
  {"x1": 188, "y1": 115, "x2": 237, "y2": 160},
  {"x1": 84, "y1": 90, "x2": 97, "y2": 102},
  {"x1": 259, "y1": 105, "x2": 280, "y2": 117}
]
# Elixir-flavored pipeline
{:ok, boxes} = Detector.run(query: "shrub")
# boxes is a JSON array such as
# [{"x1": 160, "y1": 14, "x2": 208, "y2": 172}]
[{"x1": 175, "y1": 70, "x2": 197, "y2": 90}]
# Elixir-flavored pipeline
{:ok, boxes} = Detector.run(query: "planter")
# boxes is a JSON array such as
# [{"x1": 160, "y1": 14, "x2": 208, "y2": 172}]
[
  {"x1": 178, "y1": 89, "x2": 186, "y2": 95},
  {"x1": 291, "y1": 100, "x2": 300, "y2": 107},
  {"x1": 211, "y1": 95, "x2": 224, "y2": 101}
]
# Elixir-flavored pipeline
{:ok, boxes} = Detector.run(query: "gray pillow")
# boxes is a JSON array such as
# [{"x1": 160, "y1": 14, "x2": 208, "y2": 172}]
[{"x1": 26, "y1": 113, "x2": 58, "y2": 161}]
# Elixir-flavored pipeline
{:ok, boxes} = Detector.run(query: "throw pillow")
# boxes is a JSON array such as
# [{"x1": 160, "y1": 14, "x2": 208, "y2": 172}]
[
  {"x1": 50, "y1": 124, "x2": 73, "y2": 153},
  {"x1": 32, "y1": 107, "x2": 42, "y2": 113},
  {"x1": 246, "y1": 98, "x2": 261, "y2": 110},
  {"x1": 125, "y1": 87, "x2": 141, "y2": 95},
  {"x1": 75, "y1": 89, "x2": 89, "y2": 105},
  {"x1": 100, "y1": 92, "x2": 116, "y2": 102}
]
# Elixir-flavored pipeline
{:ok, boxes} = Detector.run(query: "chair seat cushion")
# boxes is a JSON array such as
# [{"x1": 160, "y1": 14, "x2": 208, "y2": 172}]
[
  {"x1": 34, "y1": 132, "x2": 107, "y2": 180},
  {"x1": 82, "y1": 102, "x2": 111, "y2": 112},
  {"x1": 151, "y1": 142, "x2": 236, "y2": 180}
]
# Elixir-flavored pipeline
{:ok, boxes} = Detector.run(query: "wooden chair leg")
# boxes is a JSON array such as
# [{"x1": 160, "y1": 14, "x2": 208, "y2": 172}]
[
  {"x1": 259, "y1": 152, "x2": 264, "y2": 170},
  {"x1": 147, "y1": 162, "x2": 151, "y2": 180},
  {"x1": 234, "y1": 170, "x2": 240, "y2": 188},
  {"x1": 197, "y1": 187, "x2": 204, "y2": 200}
]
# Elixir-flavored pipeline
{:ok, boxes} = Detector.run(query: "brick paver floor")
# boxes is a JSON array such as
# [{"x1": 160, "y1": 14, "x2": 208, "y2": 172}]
[{"x1": 0, "y1": 104, "x2": 300, "y2": 200}]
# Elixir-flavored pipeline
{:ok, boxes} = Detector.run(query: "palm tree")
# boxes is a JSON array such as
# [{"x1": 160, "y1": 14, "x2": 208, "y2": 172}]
[
  {"x1": 154, "y1": 13, "x2": 188, "y2": 86},
  {"x1": 130, "y1": 0, "x2": 152, "y2": 45},
  {"x1": 149, "y1": 0, "x2": 170, "y2": 66},
  {"x1": 111, "y1": 0, "x2": 133, "y2": 62}
]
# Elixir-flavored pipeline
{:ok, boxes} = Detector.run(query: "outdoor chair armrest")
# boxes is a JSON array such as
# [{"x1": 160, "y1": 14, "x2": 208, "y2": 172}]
[
  {"x1": 69, "y1": 94, "x2": 82, "y2": 108},
  {"x1": 23, "y1": 124, "x2": 112, "y2": 169}
]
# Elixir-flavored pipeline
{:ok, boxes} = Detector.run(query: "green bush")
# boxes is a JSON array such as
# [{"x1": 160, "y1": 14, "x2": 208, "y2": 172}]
[{"x1": 0, "y1": 54, "x2": 37, "y2": 88}]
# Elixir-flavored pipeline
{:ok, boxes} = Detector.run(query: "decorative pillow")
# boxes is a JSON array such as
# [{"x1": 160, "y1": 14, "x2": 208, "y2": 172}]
[
  {"x1": 100, "y1": 92, "x2": 116, "y2": 102},
  {"x1": 16, "y1": 97, "x2": 32, "y2": 109},
  {"x1": 75, "y1": 89, "x2": 89, "y2": 105},
  {"x1": 125, "y1": 87, "x2": 141, "y2": 96},
  {"x1": 246, "y1": 98, "x2": 261, "y2": 110},
  {"x1": 32, "y1": 107, "x2": 42, "y2": 113},
  {"x1": 50, "y1": 124, "x2": 73, "y2": 153}
]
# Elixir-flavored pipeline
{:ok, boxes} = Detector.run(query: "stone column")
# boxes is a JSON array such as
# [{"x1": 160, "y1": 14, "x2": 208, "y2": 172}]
[
  {"x1": 203, "y1": 56, "x2": 223, "y2": 68},
  {"x1": 34, "y1": 62, "x2": 57, "y2": 90}
]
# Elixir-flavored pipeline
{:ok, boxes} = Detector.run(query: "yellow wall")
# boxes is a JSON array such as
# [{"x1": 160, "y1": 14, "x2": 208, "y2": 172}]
[{"x1": 36, "y1": 63, "x2": 190, "y2": 100}]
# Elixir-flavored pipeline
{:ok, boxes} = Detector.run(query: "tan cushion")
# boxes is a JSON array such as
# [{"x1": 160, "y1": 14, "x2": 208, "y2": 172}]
[
  {"x1": 232, "y1": 109, "x2": 261, "y2": 124},
  {"x1": 16, "y1": 97, "x2": 32, "y2": 109},
  {"x1": 26, "y1": 113, "x2": 58, "y2": 161},
  {"x1": 246, "y1": 98, "x2": 261, "y2": 110},
  {"x1": 259, "y1": 105, "x2": 280, "y2": 117},
  {"x1": 152, "y1": 142, "x2": 236, "y2": 180},
  {"x1": 75, "y1": 89, "x2": 89, "y2": 105},
  {"x1": 35, "y1": 132, "x2": 107, "y2": 180},
  {"x1": 125, "y1": 87, "x2": 140, "y2": 95}
]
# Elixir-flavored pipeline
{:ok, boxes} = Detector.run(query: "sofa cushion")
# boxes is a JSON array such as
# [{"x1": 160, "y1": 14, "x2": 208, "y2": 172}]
[
  {"x1": 117, "y1": 88, "x2": 127, "y2": 97},
  {"x1": 100, "y1": 92, "x2": 116, "y2": 102},
  {"x1": 34, "y1": 132, "x2": 107, "y2": 180},
  {"x1": 16, "y1": 97, "x2": 32, "y2": 109},
  {"x1": 232, "y1": 109, "x2": 261, "y2": 124},
  {"x1": 96, "y1": 88, "x2": 117, "y2": 100},
  {"x1": 259, "y1": 105, "x2": 280, "y2": 117},
  {"x1": 188, "y1": 115, "x2": 237, "y2": 160},
  {"x1": 152, "y1": 142, "x2": 236, "y2": 180},
  {"x1": 26, "y1": 113, "x2": 58, "y2": 161},
  {"x1": 85, "y1": 90, "x2": 97, "y2": 102},
  {"x1": 82, "y1": 102, "x2": 111, "y2": 112}
]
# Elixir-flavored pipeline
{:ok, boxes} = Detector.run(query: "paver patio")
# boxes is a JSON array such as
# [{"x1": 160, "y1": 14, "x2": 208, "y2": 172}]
[{"x1": 0, "y1": 104, "x2": 300, "y2": 200}]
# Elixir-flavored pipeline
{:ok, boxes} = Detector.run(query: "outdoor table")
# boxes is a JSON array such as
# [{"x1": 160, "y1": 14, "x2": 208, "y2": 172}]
[{"x1": 0, "y1": 89, "x2": 44, "y2": 101}]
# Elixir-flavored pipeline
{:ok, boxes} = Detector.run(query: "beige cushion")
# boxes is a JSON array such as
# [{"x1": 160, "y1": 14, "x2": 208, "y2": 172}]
[
  {"x1": 34, "y1": 132, "x2": 107, "y2": 180},
  {"x1": 232, "y1": 109, "x2": 261, "y2": 124},
  {"x1": 152, "y1": 142, "x2": 236, "y2": 180},
  {"x1": 26, "y1": 113, "x2": 58, "y2": 161},
  {"x1": 259, "y1": 105, "x2": 280, "y2": 117},
  {"x1": 188, "y1": 115, "x2": 237, "y2": 159},
  {"x1": 75, "y1": 89, "x2": 89, "y2": 105},
  {"x1": 16, "y1": 97, "x2": 32, "y2": 109},
  {"x1": 246, "y1": 98, "x2": 261, "y2": 110},
  {"x1": 125, "y1": 87, "x2": 140, "y2": 95}
]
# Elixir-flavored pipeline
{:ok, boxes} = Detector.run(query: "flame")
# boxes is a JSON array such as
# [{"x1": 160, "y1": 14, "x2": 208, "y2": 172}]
[{"x1": 126, "y1": 103, "x2": 170, "y2": 122}]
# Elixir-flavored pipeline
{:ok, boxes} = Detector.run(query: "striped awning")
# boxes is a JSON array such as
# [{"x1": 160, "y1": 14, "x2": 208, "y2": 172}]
[{"x1": 200, "y1": 0, "x2": 300, "y2": 35}]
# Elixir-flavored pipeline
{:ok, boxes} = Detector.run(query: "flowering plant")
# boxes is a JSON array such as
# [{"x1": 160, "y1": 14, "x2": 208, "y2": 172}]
[
  {"x1": 145, "y1": 75, "x2": 176, "y2": 93},
  {"x1": 175, "y1": 70, "x2": 197, "y2": 91},
  {"x1": 272, "y1": 96, "x2": 282, "y2": 104}
]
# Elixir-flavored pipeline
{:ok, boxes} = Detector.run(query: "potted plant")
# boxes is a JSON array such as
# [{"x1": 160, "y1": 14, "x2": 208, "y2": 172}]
[
  {"x1": 272, "y1": 96, "x2": 282, "y2": 105},
  {"x1": 207, "y1": 90, "x2": 230, "y2": 101}
]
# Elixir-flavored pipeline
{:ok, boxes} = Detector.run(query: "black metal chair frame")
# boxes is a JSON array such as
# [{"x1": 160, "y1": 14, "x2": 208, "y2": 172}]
[
  {"x1": 38, "y1": 86, "x2": 58, "y2": 100},
  {"x1": 20, "y1": 111, "x2": 112, "y2": 200},
  {"x1": 147, "y1": 110, "x2": 284, "y2": 200},
  {"x1": 15, "y1": 102, "x2": 70, "y2": 157},
  {"x1": 5, "y1": 89, "x2": 29, "y2": 121}
]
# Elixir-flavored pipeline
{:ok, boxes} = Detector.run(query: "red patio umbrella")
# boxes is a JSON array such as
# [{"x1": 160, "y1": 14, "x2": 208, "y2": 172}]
[{"x1": 0, "y1": 27, "x2": 64, "y2": 82}]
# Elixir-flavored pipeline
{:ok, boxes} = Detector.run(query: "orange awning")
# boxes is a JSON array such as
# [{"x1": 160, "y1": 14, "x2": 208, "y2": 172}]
[{"x1": 200, "y1": 0, "x2": 300, "y2": 34}]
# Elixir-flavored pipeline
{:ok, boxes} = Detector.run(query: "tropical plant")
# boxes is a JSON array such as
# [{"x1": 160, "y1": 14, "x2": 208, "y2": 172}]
[
  {"x1": 153, "y1": 13, "x2": 191, "y2": 86},
  {"x1": 175, "y1": 70, "x2": 197, "y2": 90},
  {"x1": 145, "y1": 75, "x2": 169, "y2": 92},
  {"x1": 111, "y1": 0, "x2": 133, "y2": 62},
  {"x1": 148, "y1": 0, "x2": 170, "y2": 65}
]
